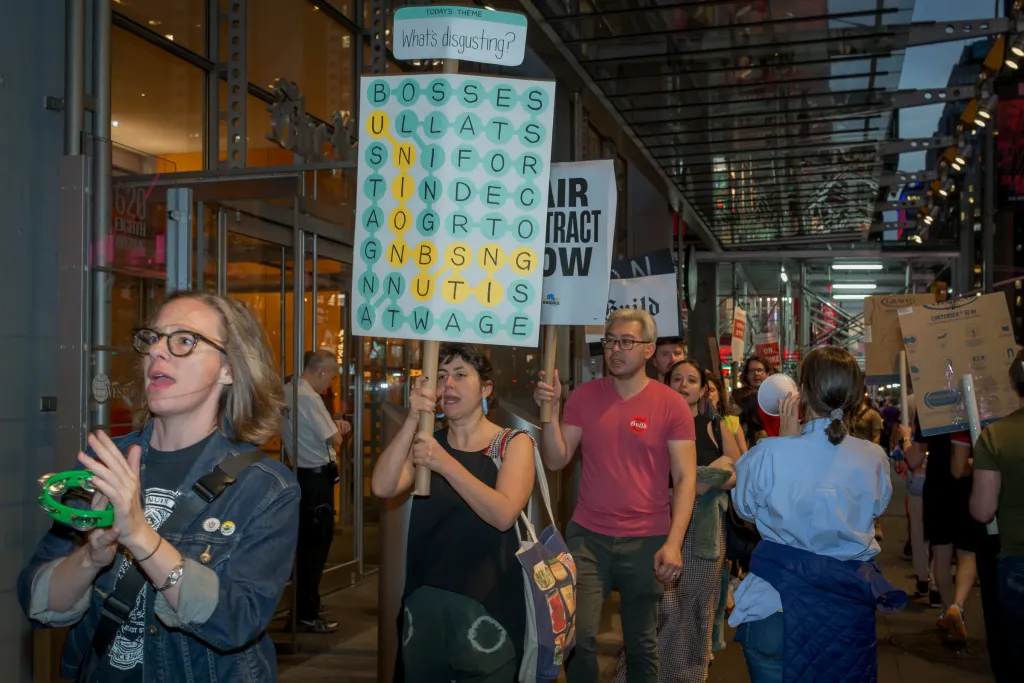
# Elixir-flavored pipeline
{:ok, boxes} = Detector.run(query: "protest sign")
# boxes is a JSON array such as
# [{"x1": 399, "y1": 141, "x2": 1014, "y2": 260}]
[
  {"x1": 863, "y1": 293, "x2": 935, "y2": 385},
  {"x1": 898, "y1": 293, "x2": 1020, "y2": 436},
  {"x1": 731, "y1": 305, "x2": 747, "y2": 363},
  {"x1": 351, "y1": 74, "x2": 555, "y2": 347},
  {"x1": 392, "y1": 6, "x2": 527, "y2": 67},
  {"x1": 754, "y1": 332, "x2": 781, "y2": 367},
  {"x1": 585, "y1": 249, "x2": 680, "y2": 343},
  {"x1": 540, "y1": 160, "x2": 616, "y2": 325}
]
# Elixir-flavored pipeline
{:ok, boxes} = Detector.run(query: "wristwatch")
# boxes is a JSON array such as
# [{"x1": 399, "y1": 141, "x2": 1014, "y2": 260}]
[{"x1": 155, "y1": 557, "x2": 186, "y2": 593}]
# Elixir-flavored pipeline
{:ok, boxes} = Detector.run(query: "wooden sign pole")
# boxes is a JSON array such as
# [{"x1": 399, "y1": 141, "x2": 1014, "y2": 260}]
[
  {"x1": 412, "y1": 56, "x2": 461, "y2": 498},
  {"x1": 413, "y1": 339, "x2": 439, "y2": 496},
  {"x1": 540, "y1": 325, "x2": 558, "y2": 422},
  {"x1": 899, "y1": 350, "x2": 909, "y2": 429}
]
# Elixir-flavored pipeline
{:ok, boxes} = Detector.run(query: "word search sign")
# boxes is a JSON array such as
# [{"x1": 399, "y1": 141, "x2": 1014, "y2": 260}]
[{"x1": 352, "y1": 74, "x2": 556, "y2": 347}]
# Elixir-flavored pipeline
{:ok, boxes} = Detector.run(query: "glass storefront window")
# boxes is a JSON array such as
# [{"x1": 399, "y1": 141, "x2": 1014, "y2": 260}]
[
  {"x1": 114, "y1": 0, "x2": 207, "y2": 55},
  {"x1": 248, "y1": 0, "x2": 355, "y2": 122},
  {"x1": 112, "y1": 27, "x2": 205, "y2": 171}
]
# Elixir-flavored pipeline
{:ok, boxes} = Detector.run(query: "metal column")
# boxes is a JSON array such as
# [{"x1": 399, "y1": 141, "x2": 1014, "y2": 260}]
[
  {"x1": 799, "y1": 262, "x2": 810, "y2": 349},
  {"x1": 311, "y1": 234, "x2": 318, "y2": 350},
  {"x1": 287, "y1": 217, "x2": 306, "y2": 654},
  {"x1": 982, "y1": 127, "x2": 996, "y2": 293},
  {"x1": 166, "y1": 188, "x2": 194, "y2": 294},
  {"x1": 374, "y1": 1, "x2": 401, "y2": 678},
  {"x1": 65, "y1": 0, "x2": 85, "y2": 155},
  {"x1": 90, "y1": 0, "x2": 112, "y2": 430},
  {"x1": 225, "y1": 0, "x2": 248, "y2": 168},
  {"x1": 205, "y1": 0, "x2": 221, "y2": 169},
  {"x1": 57, "y1": 156, "x2": 90, "y2": 464}
]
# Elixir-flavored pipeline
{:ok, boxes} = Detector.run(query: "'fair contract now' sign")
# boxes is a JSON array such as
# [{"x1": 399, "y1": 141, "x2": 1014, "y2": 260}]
[{"x1": 392, "y1": 6, "x2": 527, "y2": 67}]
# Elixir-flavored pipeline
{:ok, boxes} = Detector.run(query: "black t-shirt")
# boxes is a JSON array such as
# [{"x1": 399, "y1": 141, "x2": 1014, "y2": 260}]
[
  {"x1": 914, "y1": 418, "x2": 971, "y2": 495},
  {"x1": 95, "y1": 432, "x2": 213, "y2": 681},
  {"x1": 403, "y1": 429, "x2": 526, "y2": 661}
]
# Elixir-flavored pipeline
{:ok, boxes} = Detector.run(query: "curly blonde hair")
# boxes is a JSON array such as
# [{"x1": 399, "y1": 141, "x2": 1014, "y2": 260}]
[{"x1": 130, "y1": 291, "x2": 284, "y2": 444}]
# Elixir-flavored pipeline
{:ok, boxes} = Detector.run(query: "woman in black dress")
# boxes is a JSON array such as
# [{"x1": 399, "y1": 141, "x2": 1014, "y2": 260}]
[{"x1": 371, "y1": 344, "x2": 535, "y2": 682}]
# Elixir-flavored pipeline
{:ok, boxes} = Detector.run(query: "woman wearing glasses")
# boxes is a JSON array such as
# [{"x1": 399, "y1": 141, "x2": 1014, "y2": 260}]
[{"x1": 19, "y1": 291, "x2": 299, "y2": 683}]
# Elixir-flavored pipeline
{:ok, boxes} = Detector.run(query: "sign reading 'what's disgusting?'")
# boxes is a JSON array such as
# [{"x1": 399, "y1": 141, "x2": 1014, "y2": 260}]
[{"x1": 540, "y1": 160, "x2": 617, "y2": 325}]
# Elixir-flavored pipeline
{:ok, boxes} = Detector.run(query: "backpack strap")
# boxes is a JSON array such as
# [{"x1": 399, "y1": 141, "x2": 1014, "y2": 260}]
[{"x1": 90, "y1": 445, "x2": 265, "y2": 659}]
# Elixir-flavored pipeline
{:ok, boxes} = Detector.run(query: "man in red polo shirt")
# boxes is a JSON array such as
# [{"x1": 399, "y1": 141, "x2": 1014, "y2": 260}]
[{"x1": 534, "y1": 308, "x2": 697, "y2": 683}]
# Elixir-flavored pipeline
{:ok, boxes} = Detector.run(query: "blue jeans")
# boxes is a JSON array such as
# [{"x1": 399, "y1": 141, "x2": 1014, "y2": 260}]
[
  {"x1": 735, "y1": 612, "x2": 783, "y2": 683},
  {"x1": 998, "y1": 556, "x2": 1024, "y2": 679}
]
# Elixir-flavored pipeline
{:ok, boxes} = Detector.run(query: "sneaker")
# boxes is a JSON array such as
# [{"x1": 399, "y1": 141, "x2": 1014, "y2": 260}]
[
  {"x1": 299, "y1": 618, "x2": 339, "y2": 634},
  {"x1": 929, "y1": 589, "x2": 942, "y2": 607},
  {"x1": 943, "y1": 604, "x2": 968, "y2": 642},
  {"x1": 914, "y1": 580, "x2": 929, "y2": 598}
]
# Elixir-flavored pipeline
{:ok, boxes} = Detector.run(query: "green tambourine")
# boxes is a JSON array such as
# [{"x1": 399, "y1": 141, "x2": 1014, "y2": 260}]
[{"x1": 37, "y1": 470, "x2": 115, "y2": 531}]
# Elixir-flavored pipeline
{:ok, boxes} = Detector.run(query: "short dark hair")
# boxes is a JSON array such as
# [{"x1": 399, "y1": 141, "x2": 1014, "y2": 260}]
[
  {"x1": 656, "y1": 336, "x2": 684, "y2": 348},
  {"x1": 438, "y1": 343, "x2": 498, "y2": 409},
  {"x1": 741, "y1": 355, "x2": 774, "y2": 385},
  {"x1": 798, "y1": 346, "x2": 865, "y2": 446},
  {"x1": 1010, "y1": 349, "x2": 1024, "y2": 398}
]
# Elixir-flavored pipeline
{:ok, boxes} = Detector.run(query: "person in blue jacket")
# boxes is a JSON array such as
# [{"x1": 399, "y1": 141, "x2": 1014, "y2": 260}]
[
  {"x1": 19, "y1": 291, "x2": 300, "y2": 683},
  {"x1": 729, "y1": 346, "x2": 906, "y2": 683}
]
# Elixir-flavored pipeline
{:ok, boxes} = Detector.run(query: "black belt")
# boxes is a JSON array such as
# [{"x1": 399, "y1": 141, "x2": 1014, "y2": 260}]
[{"x1": 298, "y1": 463, "x2": 334, "y2": 475}]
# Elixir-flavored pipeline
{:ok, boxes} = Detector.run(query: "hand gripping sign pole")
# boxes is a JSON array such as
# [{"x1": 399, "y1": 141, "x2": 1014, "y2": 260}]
[
  {"x1": 961, "y1": 373, "x2": 999, "y2": 535},
  {"x1": 413, "y1": 56, "x2": 461, "y2": 497},
  {"x1": 539, "y1": 326, "x2": 558, "y2": 423}
]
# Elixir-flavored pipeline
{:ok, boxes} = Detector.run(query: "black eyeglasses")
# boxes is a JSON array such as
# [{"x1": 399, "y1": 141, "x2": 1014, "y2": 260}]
[
  {"x1": 600, "y1": 338, "x2": 649, "y2": 351},
  {"x1": 132, "y1": 328, "x2": 227, "y2": 357}
]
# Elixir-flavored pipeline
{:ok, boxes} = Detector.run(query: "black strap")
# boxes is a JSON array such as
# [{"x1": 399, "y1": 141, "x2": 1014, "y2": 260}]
[
  {"x1": 711, "y1": 416, "x2": 724, "y2": 457},
  {"x1": 89, "y1": 446, "x2": 264, "y2": 660}
]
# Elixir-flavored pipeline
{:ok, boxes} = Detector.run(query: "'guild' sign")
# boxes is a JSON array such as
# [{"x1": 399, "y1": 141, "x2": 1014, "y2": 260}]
[{"x1": 607, "y1": 296, "x2": 660, "y2": 318}]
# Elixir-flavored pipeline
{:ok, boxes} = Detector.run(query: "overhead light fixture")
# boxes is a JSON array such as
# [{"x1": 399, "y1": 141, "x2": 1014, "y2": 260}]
[
  {"x1": 831, "y1": 264, "x2": 883, "y2": 271},
  {"x1": 164, "y1": 34, "x2": 174, "y2": 41},
  {"x1": 780, "y1": 265, "x2": 789, "y2": 283},
  {"x1": 924, "y1": 214, "x2": 934, "y2": 224},
  {"x1": 112, "y1": 120, "x2": 119, "y2": 127},
  {"x1": 833, "y1": 294, "x2": 869, "y2": 300},
  {"x1": 910, "y1": 235, "x2": 923, "y2": 244},
  {"x1": 1012, "y1": 34, "x2": 1024, "y2": 58},
  {"x1": 832, "y1": 284, "x2": 877, "y2": 290},
  {"x1": 951, "y1": 161, "x2": 962, "y2": 171}
]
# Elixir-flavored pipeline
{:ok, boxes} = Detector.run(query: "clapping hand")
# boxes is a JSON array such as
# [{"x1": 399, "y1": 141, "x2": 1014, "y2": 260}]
[
  {"x1": 82, "y1": 491, "x2": 119, "y2": 569},
  {"x1": 77, "y1": 432, "x2": 150, "y2": 554}
]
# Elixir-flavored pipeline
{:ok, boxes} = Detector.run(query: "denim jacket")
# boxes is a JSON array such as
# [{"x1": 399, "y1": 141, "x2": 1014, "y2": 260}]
[{"x1": 17, "y1": 423, "x2": 300, "y2": 683}]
